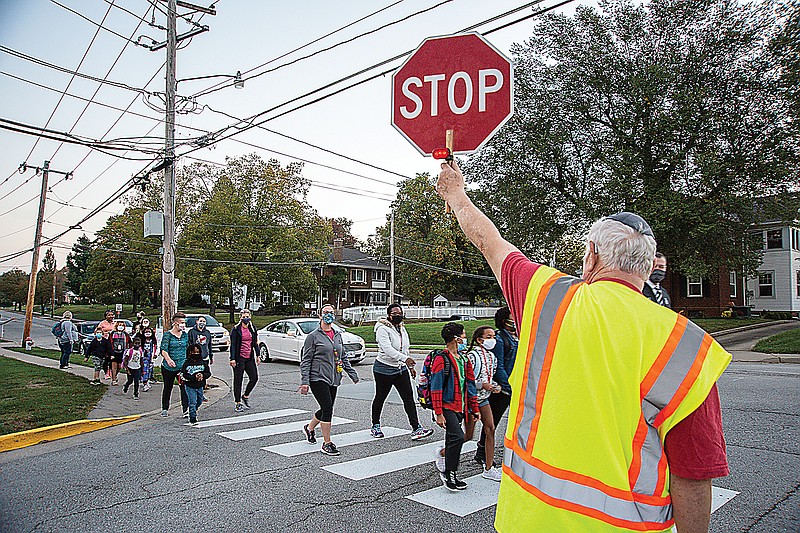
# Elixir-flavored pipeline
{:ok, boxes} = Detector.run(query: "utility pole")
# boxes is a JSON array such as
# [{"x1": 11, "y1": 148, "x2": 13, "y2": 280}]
[
  {"x1": 390, "y1": 209, "x2": 395, "y2": 304},
  {"x1": 21, "y1": 161, "x2": 71, "y2": 346},
  {"x1": 161, "y1": 0, "x2": 178, "y2": 327},
  {"x1": 51, "y1": 258, "x2": 56, "y2": 318}
]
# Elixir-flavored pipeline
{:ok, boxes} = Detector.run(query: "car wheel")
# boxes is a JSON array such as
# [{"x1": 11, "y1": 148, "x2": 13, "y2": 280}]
[{"x1": 258, "y1": 343, "x2": 271, "y2": 363}]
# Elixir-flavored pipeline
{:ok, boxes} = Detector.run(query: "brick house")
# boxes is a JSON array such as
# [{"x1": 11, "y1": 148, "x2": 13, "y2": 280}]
[{"x1": 313, "y1": 239, "x2": 390, "y2": 312}]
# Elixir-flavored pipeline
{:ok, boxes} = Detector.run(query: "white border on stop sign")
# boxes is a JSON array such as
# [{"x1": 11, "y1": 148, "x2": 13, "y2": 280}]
[{"x1": 390, "y1": 31, "x2": 515, "y2": 157}]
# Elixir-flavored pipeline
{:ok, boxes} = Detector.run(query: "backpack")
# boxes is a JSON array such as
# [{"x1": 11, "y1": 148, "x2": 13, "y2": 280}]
[
  {"x1": 51, "y1": 321, "x2": 64, "y2": 339},
  {"x1": 111, "y1": 332, "x2": 126, "y2": 354},
  {"x1": 417, "y1": 349, "x2": 451, "y2": 410}
]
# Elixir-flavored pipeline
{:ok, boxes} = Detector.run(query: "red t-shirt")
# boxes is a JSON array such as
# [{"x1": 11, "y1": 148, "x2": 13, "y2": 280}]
[
  {"x1": 324, "y1": 329, "x2": 335, "y2": 341},
  {"x1": 501, "y1": 251, "x2": 729, "y2": 480}
]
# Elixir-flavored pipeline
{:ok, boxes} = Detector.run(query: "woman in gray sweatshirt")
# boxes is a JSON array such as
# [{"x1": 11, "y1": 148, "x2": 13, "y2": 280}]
[{"x1": 298, "y1": 304, "x2": 359, "y2": 456}]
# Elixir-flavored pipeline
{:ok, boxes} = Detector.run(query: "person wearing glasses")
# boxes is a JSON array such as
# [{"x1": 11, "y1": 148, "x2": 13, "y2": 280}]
[
  {"x1": 370, "y1": 303, "x2": 434, "y2": 441},
  {"x1": 160, "y1": 311, "x2": 189, "y2": 418},
  {"x1": 436, "y1": 160, "x2": 732, "y2": 533}
]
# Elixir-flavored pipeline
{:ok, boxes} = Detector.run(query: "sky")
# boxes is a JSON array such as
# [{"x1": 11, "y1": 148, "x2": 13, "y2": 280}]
[{"x1": 0, "y1": 0, "x2": 593, "y2": 274}]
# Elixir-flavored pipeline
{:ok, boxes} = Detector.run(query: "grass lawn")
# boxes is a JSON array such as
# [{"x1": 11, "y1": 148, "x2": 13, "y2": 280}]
[
  {"x1": 692, "y1": 317, "x2": 774, "y2": 334},
  {"x1": 753, "y1": 328, "x2": 800, "y2": 354},
  {"x1": 6, "y1": 347, "x2": 163, "y2": 381},
  {"x1": 0, "y1": 356, "x2": 107, "y2": 435}
]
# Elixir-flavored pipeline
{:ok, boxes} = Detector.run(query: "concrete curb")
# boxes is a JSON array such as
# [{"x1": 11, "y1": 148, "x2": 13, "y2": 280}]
[
  {"x1": 711, "y1": 320, "x2": 794, "y2": 338},
  {"x1": 0, "y1": 415, "x2": 140, "y2": 453}
]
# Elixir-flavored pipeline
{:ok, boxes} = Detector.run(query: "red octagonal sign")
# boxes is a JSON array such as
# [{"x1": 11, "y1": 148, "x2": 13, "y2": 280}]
[{"x1": 392, "y1": 32, "x2": 514, "y2": 156}]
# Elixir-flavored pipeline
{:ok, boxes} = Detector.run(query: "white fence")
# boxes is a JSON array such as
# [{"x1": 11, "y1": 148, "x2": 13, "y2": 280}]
[{"x1": 341, "y1": 305, "x2": 500, "y2": 324}]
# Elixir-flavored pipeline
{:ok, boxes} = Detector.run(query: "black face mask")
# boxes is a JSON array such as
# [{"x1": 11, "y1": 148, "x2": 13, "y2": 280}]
[
  {"x1": 649, "y1": 269, "x2": 666, "y2": 284},
  {"x1": 389, "y1": 315, "x2": 403, "y2": 325}
]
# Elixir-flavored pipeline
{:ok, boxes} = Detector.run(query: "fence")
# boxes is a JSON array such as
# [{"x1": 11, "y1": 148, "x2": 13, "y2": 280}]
[{"x1": 341, "y1": 305, "x2": 500, "y2": 324}]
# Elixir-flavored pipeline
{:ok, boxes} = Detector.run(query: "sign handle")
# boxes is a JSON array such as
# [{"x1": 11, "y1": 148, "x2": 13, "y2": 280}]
[{"x1": 445, "y1": 129, "x2": 454, "y2": 214}]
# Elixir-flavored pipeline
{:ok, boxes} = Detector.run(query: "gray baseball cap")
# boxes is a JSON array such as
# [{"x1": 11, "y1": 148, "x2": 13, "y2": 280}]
[{"x1": 603, "y1": 212, "x2": 654, "y2": 238}]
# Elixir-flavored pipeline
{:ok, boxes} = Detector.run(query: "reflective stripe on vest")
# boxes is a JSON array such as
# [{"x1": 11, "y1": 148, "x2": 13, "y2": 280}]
[{"x1": 506, "y1": 273, "x2": 716, "y2": 530}]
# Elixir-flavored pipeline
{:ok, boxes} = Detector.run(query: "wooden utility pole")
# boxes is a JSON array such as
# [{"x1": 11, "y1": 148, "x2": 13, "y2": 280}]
[
  {"x1": 390, "y1": 209, "x2": 396, "y2": 304},
  {"x1": 21, "y1": 161, "x2": 71, "y2": 346},
  {"x1": 161, "y1": 0, "x2": 178, "y2": 327},
  {"x1": 51, "y1": 259, "x2": 56, "y2": 318}
]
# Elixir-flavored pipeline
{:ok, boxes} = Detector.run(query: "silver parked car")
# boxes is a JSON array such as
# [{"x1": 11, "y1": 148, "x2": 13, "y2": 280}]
[{"x1": 257, "y1": 318, "x2": 366, "y2": 364}]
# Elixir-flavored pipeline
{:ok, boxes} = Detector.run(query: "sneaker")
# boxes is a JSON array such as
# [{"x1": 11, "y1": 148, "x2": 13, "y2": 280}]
[
  {"x1": 203, "y1": 397, "x2": 209, "y2": 403},
  {"x1": 133, "y1": 394, "x2": 140, "y2": 401},
  {"x1": 234, "y1": 403, "x2": 245, "y2": 413},
  {"x1": 90, "y1": 379, "x2": 101, "y2": 386},
  {"x1": 189, "y1": 418, "x2": 198, "y2": 425},
  {"x1": 435, "y1": 446, "x2": 446, "y2": 474},
  {"x1": 303, "y1": 424, "x2": 317, "y2": 445},
  {"x1": 370, "y1": 424, "x2": 384, "y2": 438},
  {"x1": 242, "y1": 397, "x2": 251, "y2": 409},
  {"x1": 160, "y1": 410, "x2": 168, "y2": 417},
  {"x1": 320, "y1": 442, "x2": 340, "y2": 456},
  {"x1": 442, "y1": 471, "x2": 465, "y2": 492},
  {"x1": 482, "y1": 466, "x2": 503, "y2": 482},
  {"x1": 182, "y1": 410, "x2": 189, "y2": 418},
  {"x1": 142, "y1": 383, "x2": 151, "y2": 392},
  {"x1": 410, "y1": 426, "x2": 434, "y2": 440},
  {"x1": 105, "y1": 373, "x2": 111, "y2": 380},
  {"x1": 111, "y1": 380, "x2": 118, "y2": 386},
  {"x1": 123, "y1": 384, "x2": 129, "y2": 394},
  {"x1": 474, "y1": 446, "x2": 486, "y2": 466}
]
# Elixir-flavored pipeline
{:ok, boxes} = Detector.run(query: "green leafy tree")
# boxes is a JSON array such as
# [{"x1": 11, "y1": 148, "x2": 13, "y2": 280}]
[
  {"x1": 83, "y1": 208, "x2": 161, "y2": 311},
  {"x1": 35, "y1": 248, "x2": 57, "y2": 313},
  {"x1": 66, "y1": 234, "x2": 93, "y2": 296},
  {"x1": 0, "y1": 269, "x2": 29, "y2": 310},
  {"x1": 373, "y1": 173, "x2": 498, "y2": 305},
  {"x1": 466, "y1": 0, "x2": 799, "y2": 278}
]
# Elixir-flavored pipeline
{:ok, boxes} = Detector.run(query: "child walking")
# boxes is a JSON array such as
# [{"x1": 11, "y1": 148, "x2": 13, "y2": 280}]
[
  {"x1": 431, "y1": 322, "x2": 480, "y2": 491},
  {"x1": 109, "y1": 321, "x2": 130, "y2": 385},
  {"x1": 84, "y1": 327, "x2": 110, "y2": 385},
  {"x1": 122, "y1": 338, "x2": 144, "y2": 400},
  {"x1": 181, "y1": 343, "x2": 211, "y2": 424},
  {"x1": 136, "y1": 320, "x2": 158, "y2": 391}
]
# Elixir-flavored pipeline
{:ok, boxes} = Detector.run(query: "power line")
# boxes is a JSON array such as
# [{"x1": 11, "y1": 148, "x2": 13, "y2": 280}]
[
  {"x1": 395, "y1": 256, "x2": 495, "y2": 280},
  {"x1": 47, "y1": 0, "x2": 151, "y2": 49}
]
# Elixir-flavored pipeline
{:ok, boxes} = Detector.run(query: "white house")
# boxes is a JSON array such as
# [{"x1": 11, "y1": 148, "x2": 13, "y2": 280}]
[
  {"x1": 746, "y1": 221, "x2": 800, "y2": 314},
  {"x1": 432, "y1": 294, "x2": 471, "y2": 308}
]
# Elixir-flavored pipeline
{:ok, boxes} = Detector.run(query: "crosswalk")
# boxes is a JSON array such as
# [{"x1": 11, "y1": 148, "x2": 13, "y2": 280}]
[{"x1": 192, "y1": 408, "x2": 739, "y2": 519}]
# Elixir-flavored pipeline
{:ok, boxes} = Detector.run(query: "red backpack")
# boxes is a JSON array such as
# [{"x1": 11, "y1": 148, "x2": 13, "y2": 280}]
[{"x1": 417, "y1": 349, "x2": 451, "y2": 410}]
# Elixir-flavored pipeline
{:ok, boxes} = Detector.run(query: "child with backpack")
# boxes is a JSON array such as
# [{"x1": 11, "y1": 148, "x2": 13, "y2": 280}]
[
  {"x1": 122, "y1": 337, "x2": 144, "y2": 400},
  {"x1": 429, "y1": 322, "x2": 480, "y2": 491},
  {"x1": 109, "y1": 321, "x2": 130, "y2": 386},
  {"x1": 181, "y1": 343, "x2": 211, "y2": 424},
  {"x1": 465, "y1": 326, "x2": 503, "y2": 481},
  {"x1": 84, "y1": 326, "x2": 110, "y2": 385}
]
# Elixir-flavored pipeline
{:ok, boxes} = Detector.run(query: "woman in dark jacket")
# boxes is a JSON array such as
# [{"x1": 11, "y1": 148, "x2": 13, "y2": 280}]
[{"x1": 229, "y1": 309, "x2": 259, "y2": 412}]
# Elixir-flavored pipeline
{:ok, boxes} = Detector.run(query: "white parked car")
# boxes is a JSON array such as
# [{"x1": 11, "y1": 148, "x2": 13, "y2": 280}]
[
  {"x1": 156, "y1": 313, "x2": 230, "y2": 352},
  {"x1": 257, "y1": 318, "x2": 366, "y2": 364}
]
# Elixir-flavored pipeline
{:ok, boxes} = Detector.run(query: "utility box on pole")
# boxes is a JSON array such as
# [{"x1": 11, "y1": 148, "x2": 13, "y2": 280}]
[{"x1": 144, "y1": 211, "x2": 164, "y2": 238}]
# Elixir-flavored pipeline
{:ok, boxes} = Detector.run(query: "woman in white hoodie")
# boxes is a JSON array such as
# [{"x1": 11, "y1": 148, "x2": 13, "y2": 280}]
[{"x1": 371, "y1": 304, "x2": 434, "y2": 440}]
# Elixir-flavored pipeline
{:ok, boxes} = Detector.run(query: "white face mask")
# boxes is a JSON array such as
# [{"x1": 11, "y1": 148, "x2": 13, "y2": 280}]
[{"x1": 482, "y1": 338, "x2": 497, "y2": 350}]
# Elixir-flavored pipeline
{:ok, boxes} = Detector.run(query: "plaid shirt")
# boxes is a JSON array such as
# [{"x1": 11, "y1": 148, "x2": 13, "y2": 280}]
[{"x1": 430, "y1": 349, "x2": 479, "y2": 416}]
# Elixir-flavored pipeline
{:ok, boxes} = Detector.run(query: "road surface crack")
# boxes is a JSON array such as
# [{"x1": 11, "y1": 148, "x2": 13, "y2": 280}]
[{"x1": 742, "y1": 482, "x2": 800, "y2": 532}]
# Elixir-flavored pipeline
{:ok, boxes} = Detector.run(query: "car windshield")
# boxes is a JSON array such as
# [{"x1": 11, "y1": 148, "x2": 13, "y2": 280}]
[
  {"x1": 80, "y1": 323, "x2": 99, "y2": 334},
  {"x1": 297, "y1": 321, "x2": 318, "y2": 335},
  {"x1": 186, "y1": 315, "x2": 220, "y2": 328}
]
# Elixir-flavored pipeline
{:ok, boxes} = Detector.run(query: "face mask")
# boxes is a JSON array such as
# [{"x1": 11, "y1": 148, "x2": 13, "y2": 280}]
[
  {"x1": 133, "y1": 345, "x2": 141, "y2": 350},
  {"x1": 198, "y1": 322, "x2": 206, "y2": 329},
  {"x1": 506, "y1": 321, "x2": 517, "y2": 333},
  {"x1": 241, "y1": 317, "x2": 251, "y2": 325},
  {"x1": 389, "y1": 314, "x2": 403, "y2": 325},
  {"x1": 322, "y1": 313, "x2": 335, "y2": 325},
  {"x1": 649, "y1": 269, "x2": 666, "y2": 284},
  {"x1": 117, "y1": 326, "x2": 125, "y2": 331},
  {"x1": 482, "y1": 338, "x2": 497, "y2": 350},
  {"x1": 145, "y1": 332, "x2": 152, "y2": 338},
  {"x1": 142, "y1": 320, "x2": 149, "y2": 328},
  {"x1": 95, "y1": 333, "x2": 103, "y2": 339},
  {"x1": 457, "y1": 340, "x2": 468, "y2": 353},
  {"x1": 178, "y1": 324, "x2": 186, "y2": 331}
]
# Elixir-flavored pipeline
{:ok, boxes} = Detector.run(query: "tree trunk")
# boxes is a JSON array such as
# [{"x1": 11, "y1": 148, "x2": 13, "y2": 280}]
[
  {"x1": 210, "y1": 298, "x2": 216, "y2": 315},
  {"x1": 132, "y1": 288, "x2": 139, "y2": 314},
  {"x1": 229, "y1": 283, "x2": 235, "y2": 324}
]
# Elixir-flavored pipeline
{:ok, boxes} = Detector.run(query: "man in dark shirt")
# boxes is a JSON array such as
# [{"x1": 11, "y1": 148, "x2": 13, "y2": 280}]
[{"x1": 643, "y1": 252, "x2": 672, "y2": 308}]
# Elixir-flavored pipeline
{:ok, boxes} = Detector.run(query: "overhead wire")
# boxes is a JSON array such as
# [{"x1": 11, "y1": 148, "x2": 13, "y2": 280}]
[
  {"x1": 47, "y1": 0, "x2": 151, "y2": 49},
  {"x1": 395, "y1": 256, "x2": 496, "y2": 280}
]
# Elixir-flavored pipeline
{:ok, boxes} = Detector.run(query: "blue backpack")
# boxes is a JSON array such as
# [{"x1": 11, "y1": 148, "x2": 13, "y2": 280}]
[{"x1": 51, "y1": 321, "x2": 64, "y2": 339}]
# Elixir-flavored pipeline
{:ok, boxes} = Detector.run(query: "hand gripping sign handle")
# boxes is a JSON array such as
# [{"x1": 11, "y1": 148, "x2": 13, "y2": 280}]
[{"x1": 432, "y1": 130, "x2": 456, "y2": 213}]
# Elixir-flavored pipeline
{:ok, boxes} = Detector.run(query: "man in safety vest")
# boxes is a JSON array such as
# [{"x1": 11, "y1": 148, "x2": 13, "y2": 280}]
[{"x1": 437, "y1": 160, "x2": 730, "y2": 533}]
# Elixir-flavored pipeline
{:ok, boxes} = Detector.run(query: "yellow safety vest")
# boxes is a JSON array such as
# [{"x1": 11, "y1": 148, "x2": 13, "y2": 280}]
[{"x1": 495, "y1": 266, "x2": 731, "y2": 532}]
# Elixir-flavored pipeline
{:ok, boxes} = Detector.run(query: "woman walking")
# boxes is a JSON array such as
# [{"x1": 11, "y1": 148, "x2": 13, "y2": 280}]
[
  {"x1": 229, "y1": 309, "x2": 259, "y2": 413},
  {"x1": 371, "y1": 304, "x2": 433, "y2": 440},
  {"x1": 465, "y1": 326, "x2": 502, "y2": 481},
  {"x1": 298, "y1": 304, "x2": 359, "y2": 456},
  {"x1": 160, "y1": 311, "x2": 189, "y2": 418}
]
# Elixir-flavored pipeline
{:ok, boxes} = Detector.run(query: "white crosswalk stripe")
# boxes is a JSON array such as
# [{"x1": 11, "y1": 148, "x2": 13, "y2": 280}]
[
  {"x1": 322, "y1": 440, "x2": 478, "y2": 481},
  {"x1": 406, "y1": 473, "x2": 500, "y2": 516},
  {"x1": 187, "y1": 408, "x2": 308, "y2": 428},
  {"x1": 262, "y1": 426, "x2": 407, "y2": 457},
  {"x1": 217, "y1": 416, "x2": 355, "y2": 441}
]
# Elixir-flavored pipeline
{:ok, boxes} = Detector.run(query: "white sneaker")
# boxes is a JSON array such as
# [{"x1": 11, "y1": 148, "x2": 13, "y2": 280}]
[
  {"x1": 434, "y1": 445, "x2": 446, "y2": 474},
  {"x1": 482, "y1": 466, "x2": 503, "y2": 482},
  {"x1": 182, "y1": 410, "x2": 189, "y2": 418}
]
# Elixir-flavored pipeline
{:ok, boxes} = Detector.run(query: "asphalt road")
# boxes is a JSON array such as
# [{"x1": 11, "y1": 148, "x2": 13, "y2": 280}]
[{"x1": 0, "y1": 310, "x2": 60, "y2": 348}]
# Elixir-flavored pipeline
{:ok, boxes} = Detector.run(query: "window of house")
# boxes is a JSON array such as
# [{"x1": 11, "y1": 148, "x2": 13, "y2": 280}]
[
  {"x1": 729, "y1": 272, "x2": 737, "y2": 298},
  {"x1": 766, "y1": 229, "x2": 783, "y2": 250},
  {"x1": 796, "y1": 271, "x2": 800, "y2": 297},
  {"x1": 686, "y1": 276, "x2": 703, "y2": 297},
  {"x1": 373, "y1": 270, "x2": 387, "y2": 282},
  {"x1": 341, "y1": 289, "x2": 347, "y2": 301},
  {"x1": 758, "y1": 272, "x2": 774, "y2": 298},
  {"x1": 792, "y1": 229, "x2": 800, "y2": 251},
  {"x1": 351, "y1": 269, "x2": 365, "y2": 283},
  {"x1": 322, "y1": 290, "x2": 329, "y2": 300},
  {"x1": 373, "y1": 292, "x2": 388, "y2": 304},
  {"x1": 282, "y1": 294, "x2": 291, "y2": 305}
]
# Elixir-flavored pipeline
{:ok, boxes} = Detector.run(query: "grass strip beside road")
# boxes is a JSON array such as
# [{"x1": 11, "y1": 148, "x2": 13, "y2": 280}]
[
  {"x1": 5, "y1": 347, "x2": 163, "y2": 381},
  {"x1": 0, "y1": 356, "x2": 107, "y2": 436},
  {"x1": 753, "y1": 328, "x2": 800, "y2": 354}
]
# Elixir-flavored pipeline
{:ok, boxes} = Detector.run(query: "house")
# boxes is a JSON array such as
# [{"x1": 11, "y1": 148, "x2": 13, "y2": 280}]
[
  {"x1": 663, "y1": 269, "x2": 744, "y2": 319},
  {"x1": 432, "y1": 294, "x2": 471, "y2": 308},
  {"x1": 313, "y1": 240, "x2": 391, "y2": 312}
]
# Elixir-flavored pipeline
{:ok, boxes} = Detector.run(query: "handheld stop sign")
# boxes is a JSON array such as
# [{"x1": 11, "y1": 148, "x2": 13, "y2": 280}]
[{"x1": 391, "y1": 32, "x2": 514, "y2": 211}]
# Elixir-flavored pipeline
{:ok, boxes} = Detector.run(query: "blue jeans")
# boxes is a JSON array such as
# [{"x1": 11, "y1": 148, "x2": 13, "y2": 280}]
[
  {"x1": 58, "y1": 341, "x2": 72, "y2": 367},
  {"x1": 185, "y1": 386, "x2": 204, "y2": 422}
]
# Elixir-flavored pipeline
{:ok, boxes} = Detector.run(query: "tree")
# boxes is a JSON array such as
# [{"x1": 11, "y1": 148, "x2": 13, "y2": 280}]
[
  {"x1": 35, "y1": 248, "x2": 58, "y2": 314},
  {"x1": 0, "y1": 269, "x2": 29, "y2": 310},
  {"x1": 176, "y1": 155, "x2": 330, "y2": 323},
  {"x1": 466, "y1": 0, "x2": 799, "y2": 278},
  {"x1": 66, "y1": 234, "x2": 93, "y2": 296},
  {"x1": 83, "y1": 208, "x2": 161, "y2": 311},
  {"x1": 373, "y1": 173, "x2": 498, "y2": 305}
]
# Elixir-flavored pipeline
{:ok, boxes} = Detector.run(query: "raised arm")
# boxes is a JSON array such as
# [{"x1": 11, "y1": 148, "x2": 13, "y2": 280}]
[{"x1": 436, "y1": 160, "x2": 519, "y2": 280}]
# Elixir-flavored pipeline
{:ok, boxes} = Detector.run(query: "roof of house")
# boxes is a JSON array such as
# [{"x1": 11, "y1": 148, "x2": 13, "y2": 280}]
[{"x1": 328, "y1": 246, "x2": 389, "y2": 270}]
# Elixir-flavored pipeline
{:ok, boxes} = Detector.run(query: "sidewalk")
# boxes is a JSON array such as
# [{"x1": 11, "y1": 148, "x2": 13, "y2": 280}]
[{"x1": 0, "y1": 344, "x2": 231, "y2": 418}]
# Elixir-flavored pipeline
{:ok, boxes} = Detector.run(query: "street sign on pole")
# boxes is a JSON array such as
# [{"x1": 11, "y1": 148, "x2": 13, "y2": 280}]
[
  {"x1": 115, "y1": 303, "x2": 123, "y2": 317},
  {"x1": 391, "y1": 32, "x2": 514, "y2": 156}
]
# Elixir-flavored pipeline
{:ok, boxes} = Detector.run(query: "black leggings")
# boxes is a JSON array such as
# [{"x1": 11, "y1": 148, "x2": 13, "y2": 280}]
[
  {"x1": 310, "y1": 380, "x2": 337, "y2": 422},
  {"x1": 233, "y1": 357, "x2": 258, "y2": 403},
  {"x1": 161, "y1": 367, "x2": 188, "y2": 412},
  {"x1": 372, "y1": 369, "x2": 419, "y2": 429}
]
